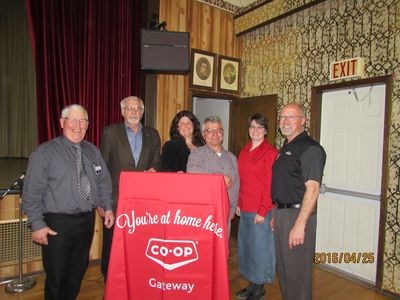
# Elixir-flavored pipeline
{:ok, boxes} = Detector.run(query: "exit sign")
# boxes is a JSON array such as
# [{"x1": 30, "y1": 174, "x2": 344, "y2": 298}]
[{"x1": 330, "y1": 57, "x2": 365, "y2": 80}]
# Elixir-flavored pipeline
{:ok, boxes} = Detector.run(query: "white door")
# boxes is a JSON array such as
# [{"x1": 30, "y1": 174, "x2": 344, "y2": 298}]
[{"x1": 316, "y1": 83, "x2": 386, "y2": 284}]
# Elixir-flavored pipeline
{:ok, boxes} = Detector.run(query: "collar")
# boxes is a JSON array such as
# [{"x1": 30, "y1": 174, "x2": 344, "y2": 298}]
[
  {"x1": 125, "y1": 122, "x2": 142, "y2": 134},
  {"x1": 283, "y1": 130, "x2": 308, "y2": 146},
  {"x1": 61, "y1": 135, "x2": 83, "y2": 148},
  {"x1": 205, "y1": 144, "x2": 225, "y2": 155}
]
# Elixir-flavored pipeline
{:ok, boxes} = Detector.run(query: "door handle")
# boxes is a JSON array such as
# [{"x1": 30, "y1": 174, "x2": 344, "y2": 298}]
[{"x1": 320, "y1": 183, "x2": 326, "y2": 194}]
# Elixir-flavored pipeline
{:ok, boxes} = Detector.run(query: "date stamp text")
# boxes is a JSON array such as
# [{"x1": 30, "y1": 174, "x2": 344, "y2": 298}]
[{"x1": 314, "y1": 252, "x2": 374, "y2": 264}]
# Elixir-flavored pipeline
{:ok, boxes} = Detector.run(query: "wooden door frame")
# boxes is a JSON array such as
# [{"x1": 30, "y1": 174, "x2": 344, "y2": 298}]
[
  {"x1": 310, "y1": 75, "x2": 393, "y2": 290},
  {"x1": 188, "y1": 90, "x2": 239, "y2": 110},
  {"x1": 229, "y1": 95, "x2": 278, "y2": 156},
  {"x1": 189, "y1": 91, "x2": 278, "y2": 155},
  {"x1": 189, "y1": 90, "x2": 239, "y2": 150}
]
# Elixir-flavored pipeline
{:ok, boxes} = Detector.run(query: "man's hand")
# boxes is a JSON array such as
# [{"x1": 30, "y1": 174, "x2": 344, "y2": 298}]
[
  {"x1": 32, "y1": 227, "x2": 57, "y2": 245},
  {"x1": 97, "y1": 206, "x2": 105, "y2": 217},
  {"x1": 146, "y1": 167, "x2": 157, "y2": 172},
  {"x1": 288, "y1": 180, "x2": 320, "y2": 249},
  {"x1": 235, "y1": 206, "x2": 241, "y2": 217},
  {"x1": 104, "y1": 210, "x2": 115, "y2": 229},
  {"x1": 223, "y1": 175, "x2": 233, "y2": 189},
  {"x1": 288, "y1": 223, "x2": 305, "y2": 249},
  {"x1": 270, "y1": 215, "x2": 275, "y2": 232}
]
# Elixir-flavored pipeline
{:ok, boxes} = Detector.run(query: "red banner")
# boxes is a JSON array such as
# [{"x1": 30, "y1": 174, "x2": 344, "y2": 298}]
[{"x1": 104, "y1": 172, "x2": 230, "y2": 300}]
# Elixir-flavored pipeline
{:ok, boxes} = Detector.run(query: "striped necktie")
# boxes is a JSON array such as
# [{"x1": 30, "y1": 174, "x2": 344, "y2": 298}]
[{"x1": 73, "y1": 144, "x2": 91, "y2": 200}]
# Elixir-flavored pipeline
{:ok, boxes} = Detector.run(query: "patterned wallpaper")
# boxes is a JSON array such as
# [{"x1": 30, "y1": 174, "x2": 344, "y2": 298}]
[
  {"x1": 195, "y1": 0, "x2": 242, "y2": 14},
  {"x1": 235, "y1": 0, "x2": 321, "y2": 34},
  {"x1": 238, "y1": 0, "x2": 400, "y2": 295},
  {"x1": 195, "y1": 0, "x2": 271, "y2": 15}
]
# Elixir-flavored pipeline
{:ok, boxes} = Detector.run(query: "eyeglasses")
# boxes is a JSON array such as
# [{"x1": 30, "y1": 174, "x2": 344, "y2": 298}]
[
  {"x1": 124, "y1": 106, "x2": 144, "y2": 113},
  {"x1": 64, "y1": 118, "x2": 88, "y2": 126},
  {"x1": 278, "y1": 115, "x2": 305, "y2": 121},
  {"x1": 249, "y1": 125, "x2": 265, "y2": 130},
  {"x1": 203, "y1": 128, "x2": 223, "y2": 135}
]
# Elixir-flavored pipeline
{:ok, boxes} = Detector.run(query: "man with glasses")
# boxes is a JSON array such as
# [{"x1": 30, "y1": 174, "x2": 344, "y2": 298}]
[
  {"x1": 22, "y1": 104, "x2": 114, "y2": 299},
  {"x1": 271, "y1": 102, "x2": 326, "y2": 300},
  {"x1": 99, "y1": 96, "x2": 161, "y2": 279},
  {"x1": 187, "y1": 116, "x2": 239, "y2": 236}
]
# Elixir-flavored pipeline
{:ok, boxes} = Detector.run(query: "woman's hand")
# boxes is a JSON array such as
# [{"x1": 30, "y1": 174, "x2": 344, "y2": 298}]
[{"x1": 254, "y1": 214, "x2": 265, "y2": 224}]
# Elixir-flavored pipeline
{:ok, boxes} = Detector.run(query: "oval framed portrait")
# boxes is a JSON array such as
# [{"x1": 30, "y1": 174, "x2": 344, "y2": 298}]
[
  {"x1": 190, "y1": 49, "x2": 217, "y2": 90},
  {"x1": 218, "y1": 56, "x2": 240, "y2": 93}
]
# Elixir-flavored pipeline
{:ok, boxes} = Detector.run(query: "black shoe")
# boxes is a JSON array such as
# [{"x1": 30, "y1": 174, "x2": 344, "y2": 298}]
[
  {"x1": 246, "y1": 288, "x2": 265, "y2": 300},
  {"x1": 236, "y1": 285, "x2": 251, "y2": 299}
]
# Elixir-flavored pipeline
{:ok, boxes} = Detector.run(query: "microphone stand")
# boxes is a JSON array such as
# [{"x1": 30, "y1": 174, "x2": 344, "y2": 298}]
[{"x1": 1, "y1": 180, "x2": 36, "y2": 293}]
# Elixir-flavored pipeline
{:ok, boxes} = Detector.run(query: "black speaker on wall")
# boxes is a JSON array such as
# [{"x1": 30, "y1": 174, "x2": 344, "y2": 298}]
[{"x1": 141, "y1": 29, "x2": 190, "y2": 73}]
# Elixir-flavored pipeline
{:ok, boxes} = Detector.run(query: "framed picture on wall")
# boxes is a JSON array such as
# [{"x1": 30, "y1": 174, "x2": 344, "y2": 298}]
[
  {"x1": 190, "y1": 49, "x2": 217, "y2": 90},
  {"x1": 218, "y1": 56, "x2": 240, "y2": 93}
]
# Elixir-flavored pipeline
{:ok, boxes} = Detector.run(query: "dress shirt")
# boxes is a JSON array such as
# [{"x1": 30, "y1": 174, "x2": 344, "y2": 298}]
[
  {"x1": 187, "y1": 145, "x2": 239, "y2": 218},
  {"x1": 126, "y1": 123, "x2": 143, "y2": 167},
  {"x1": 238, "y1": 140, "x2": 278, "y2": 217},
  {"x1": 22, "y1": 135, "x2": 113, "y2": 231}
]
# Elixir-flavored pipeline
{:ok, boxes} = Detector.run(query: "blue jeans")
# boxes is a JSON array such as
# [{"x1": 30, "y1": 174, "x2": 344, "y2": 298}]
[{"x1": 237, "y1": 210, "x2": 275, "y2": 284}]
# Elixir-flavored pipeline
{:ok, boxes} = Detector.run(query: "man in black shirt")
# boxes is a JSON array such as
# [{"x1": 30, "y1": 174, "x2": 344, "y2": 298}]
[{"x1": 272, "y1": 102, "x2": 326, "y2": 300}]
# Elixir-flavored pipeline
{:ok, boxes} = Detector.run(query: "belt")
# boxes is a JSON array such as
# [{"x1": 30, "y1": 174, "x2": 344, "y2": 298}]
[
  {"x1": 276, "y1": 203, "x2": 301, "y2": 209},
  {"x1": 44, "y1": 211, "x2": 94, "y2": 218}
]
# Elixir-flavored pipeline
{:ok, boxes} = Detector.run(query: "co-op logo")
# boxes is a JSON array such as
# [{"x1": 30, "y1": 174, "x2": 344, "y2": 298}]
[{"x1": 145, "y1": 238, "x2": 199, "y2": 270}]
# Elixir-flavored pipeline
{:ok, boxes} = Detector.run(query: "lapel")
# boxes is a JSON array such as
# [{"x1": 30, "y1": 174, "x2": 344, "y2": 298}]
[
  {"x1": 137, "y1": 126, "x2": 149, "y2": 169},
  {"x1": 117, "y1": 123, "x2": 136, "y2": 167}
]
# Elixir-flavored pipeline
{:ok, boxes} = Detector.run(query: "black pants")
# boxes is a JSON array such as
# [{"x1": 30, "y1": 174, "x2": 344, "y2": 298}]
[
  {"x1": 42, "y1": 212, "x2": 95, "y2": 300},
  {"x1": 101, "y1": 223, "x2": 114, "y2": 280}
]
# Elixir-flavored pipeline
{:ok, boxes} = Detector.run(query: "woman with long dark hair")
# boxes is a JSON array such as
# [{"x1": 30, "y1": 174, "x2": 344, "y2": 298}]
[{"x1": 161, "y1": 110, "x2": 204, "y2": 172}]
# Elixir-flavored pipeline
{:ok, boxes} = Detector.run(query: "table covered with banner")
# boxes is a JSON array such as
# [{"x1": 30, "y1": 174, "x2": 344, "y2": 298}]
[{"x1": 104, "y1": 171, "x2": 231, "y2": 300}]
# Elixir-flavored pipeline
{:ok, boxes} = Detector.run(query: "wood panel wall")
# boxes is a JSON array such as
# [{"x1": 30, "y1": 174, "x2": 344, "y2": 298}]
[{"x1": 156, "y1": 0, "x2": 241, "y2": 143}]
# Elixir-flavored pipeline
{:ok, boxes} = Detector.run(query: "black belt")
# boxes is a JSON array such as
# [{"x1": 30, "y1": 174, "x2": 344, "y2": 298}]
[
  {"x1": 276, "y1": 203, "x2": 301, "y2": 209},
  {"x1": 44, "y1": 211, "x2": 94, "y2": 218}
]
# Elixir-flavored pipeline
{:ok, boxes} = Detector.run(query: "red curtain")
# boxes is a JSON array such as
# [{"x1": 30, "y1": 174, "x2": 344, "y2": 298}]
[{"x1": 25, "y1": 0, "x2": 141, "y2": 145}]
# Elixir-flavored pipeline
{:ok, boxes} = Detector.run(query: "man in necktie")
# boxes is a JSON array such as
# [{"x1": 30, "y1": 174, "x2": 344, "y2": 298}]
[
  {"x1": 74, "y1": 143, "x2": 91, "y2": 200},
  {"x1": 22, "y1": 104, "x2": 114, "y2": 300}
]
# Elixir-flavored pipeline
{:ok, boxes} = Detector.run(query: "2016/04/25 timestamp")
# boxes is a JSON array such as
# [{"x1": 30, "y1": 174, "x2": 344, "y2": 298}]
[{"x1": 314, "y1": 252, "x2": 374, "y2": 264}]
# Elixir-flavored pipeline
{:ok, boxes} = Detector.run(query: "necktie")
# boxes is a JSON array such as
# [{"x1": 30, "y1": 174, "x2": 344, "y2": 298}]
[{"x1": 74, "y1": 144, "x2": 91, "y2": 200}]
